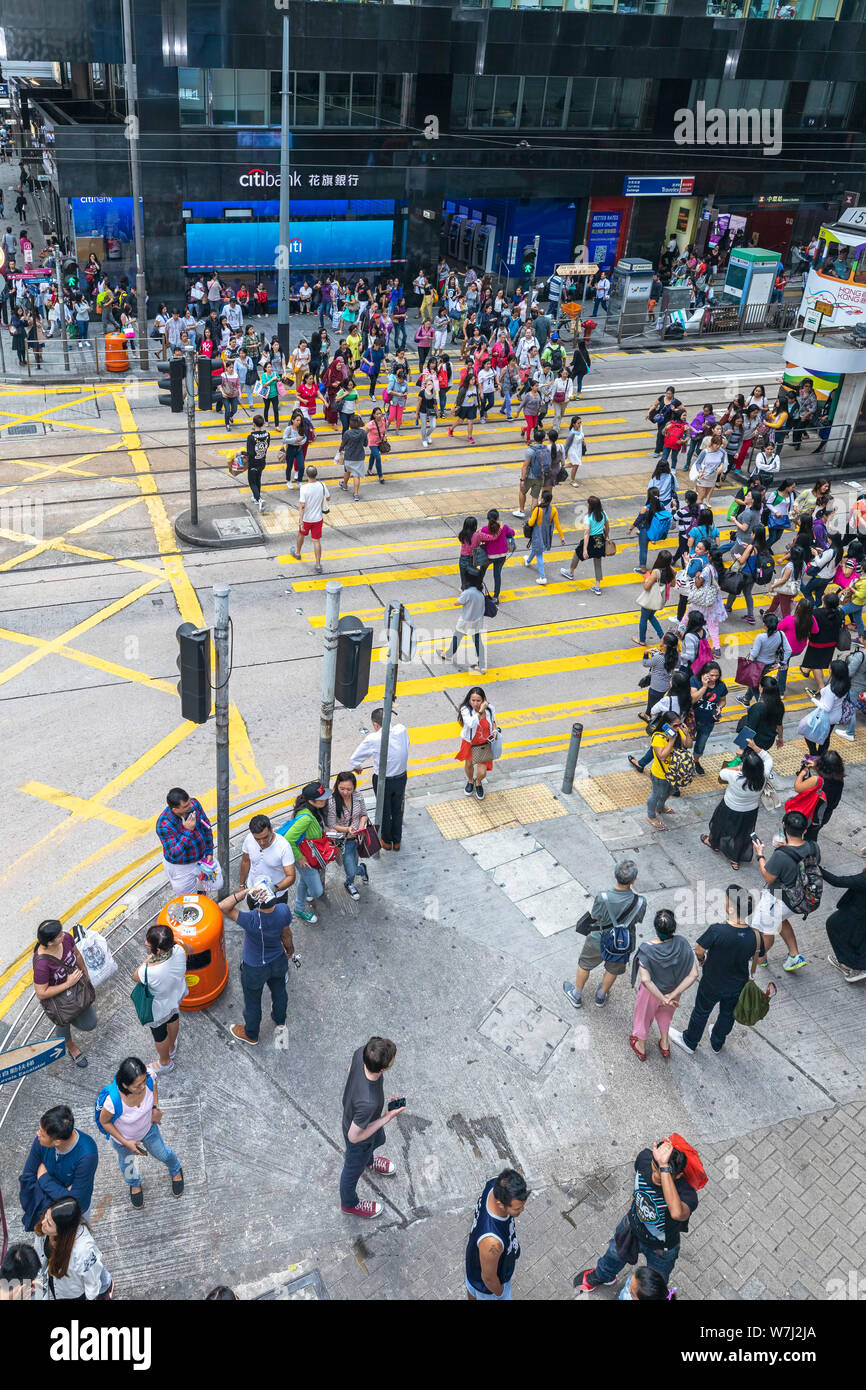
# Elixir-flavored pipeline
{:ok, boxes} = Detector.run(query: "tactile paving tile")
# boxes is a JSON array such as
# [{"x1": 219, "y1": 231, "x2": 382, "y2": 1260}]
[
  {"x1": 427, "y1": 783, "x2": 568, "y2": 840},
  {"x1": 575, "y1": 729, "x2": 866, "y2": 811}
]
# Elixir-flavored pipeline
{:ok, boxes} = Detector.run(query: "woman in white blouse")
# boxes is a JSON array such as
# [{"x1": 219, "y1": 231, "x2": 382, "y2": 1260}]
[
  {"x1": 133, "y1": 922, "x2": 191, "y2": 1074},
  {"x1": 36, "y1": 1197, "x2": 113, "y2": 1300}
]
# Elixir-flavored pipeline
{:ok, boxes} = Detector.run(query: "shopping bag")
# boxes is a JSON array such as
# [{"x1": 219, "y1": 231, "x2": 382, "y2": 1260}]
[
  {"x1": 74, "y1": 928, "x2": 117, "y2": 989},
  {"x1": 357, "y1": 825, "x2": 381, "y2": 859}
]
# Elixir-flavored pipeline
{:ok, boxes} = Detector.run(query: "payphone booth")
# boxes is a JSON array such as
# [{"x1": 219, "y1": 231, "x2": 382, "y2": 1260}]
[
  {"x1": 722, "y1": 247, "x2": 779, "y2": 312},
  {"x1": 606, "y1": 258, "x2": 654, "y2": 339}
]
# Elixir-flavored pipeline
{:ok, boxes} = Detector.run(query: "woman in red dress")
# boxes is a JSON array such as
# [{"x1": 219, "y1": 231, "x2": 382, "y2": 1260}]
[
  {"x1": 323, "y1": 352, "x2": 349, "y2": 429},
  {"x1": 454, "y1": 686, "x2": 497, "y2": 800}
]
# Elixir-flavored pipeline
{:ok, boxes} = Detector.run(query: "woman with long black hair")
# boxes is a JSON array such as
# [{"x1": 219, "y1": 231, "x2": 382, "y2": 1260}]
[
  {"x1": 628, "y1": 486, "x2": 665, "y2": 575},
  {"x1": 98, "y1": 1057, "x2": 184, "y2": 1207},
  {"x1": 802, "y1": 590, "x2": 844, "y2": 694},
  {"x1": 702, "y1": 743, "x2": 772, "y2": 870},
  {"x1": 456, "y1": 514, "x2": 480, "y2": 589},
  {"x1": 728, "y1": 672, "x2": 785, "y2": 769},
  {"x1": 638, "y1": 631, "x2": 680, "y2": 721},
  {"x1": 632, "y1": 549, "x2": 675, "y2": 647},
  {"x1": 279, "y1": 781, "x2": 330, "y2": 923},
  {"x1": 777, "y1": 597, "x2": 818, "y2": 696},
  {"x1": 804, "y1": 659, "x2": 851, "y2": 755},
  {"x1": 35, "y1": 1197, "x2": 113, "y2": 1299},
  {"x1": 454, "y1": 685, "x2": 497, "y2": 799},
  {"x1": 766, "y1": 542, "x2": 808, "y2": 620}
]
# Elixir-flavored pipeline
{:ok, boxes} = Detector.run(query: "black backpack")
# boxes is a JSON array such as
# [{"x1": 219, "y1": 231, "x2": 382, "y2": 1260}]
[
  {"x1": 549, "y1": 345, "x2": 563, "y2": 371},
  {"x1": 753, "y1": 550, "x2": 775, "y2": 586},
  {"x1": 777, "y1": 845, "x2": 823, "y2": 917}
]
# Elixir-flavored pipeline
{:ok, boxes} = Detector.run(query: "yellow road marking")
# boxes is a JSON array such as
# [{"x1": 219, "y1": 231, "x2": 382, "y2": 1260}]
[
  {"x1": 115, "y1": 393, "x2": 265, "y2": 797},
  {"x1": 0, "y1": 626, "x2": 176, "y2": 695},
  {"x1": 20, "y1": 784, "x2": 152, "y2": 833}
]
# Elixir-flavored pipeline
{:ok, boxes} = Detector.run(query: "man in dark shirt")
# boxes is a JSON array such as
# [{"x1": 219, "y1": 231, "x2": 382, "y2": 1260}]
[
  {"x1": 219, "y1": 880, "x2": 296, "y2": 1046},
  {"x1": 19, "y1": 1105, "x2": 99, "y2": 1229},
  {"x1": 340, "y1": 1035, "x2": 404, "y2": 1219},
  {"x1": 577, "y1": 1138, "x2": 698, "y2": 1290},
  {"x1": 245, "y1": 414, "x2": 271, "y2": 514},
  {"x1": 670, "y1": 885, "x2": 763, "y2": 1055},
  {"x1": 751, "y1": 810, "x2": 818, "y2": 972}
]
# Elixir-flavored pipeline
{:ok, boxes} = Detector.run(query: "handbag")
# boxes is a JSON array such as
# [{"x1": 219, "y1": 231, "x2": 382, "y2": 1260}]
[
  {"x1": 734, "y1": 977, "x2": 777, "y2": 1027},
  {"x1": 228, "y1": 452, "x2": 247, "y2": 477},
  {"x1": 483, "y1": 589, "x2": 498, "y2": 618},
  {"x1": 40, "y1": 973, "x2": 96, "y2": 1028},
  {"x1": 130, "y1": 964, "x2": 154, "y2": 1026},
  {"x1": 797, "y1": 706, "x2": 831, "y2": 745},
  {"x1": 75, "y1": 927, "x2": 117, "y2": 988},
  {"x1": 636, "y1": 578, "x2": 663, "y2": 610},
  {"x1": 300, "y1": 836, "x2": 339, "y2": 871},
  {"x1": 252, "y1": 381, "x2": 266, "y2": 399},
  {"x1": 379, "y1": 439, "x2": 392, "y2": 454},
  {"x1": 735, "y1": 656, "x2": 764, "y2": 689},
  {"x1": 604, "y1": 538, "x2": 617, "y2": 557},
  {"x1": 356, "y1": 825, "x2": 382, "y2": 859},
  {"x1": 837, "y1": 626, "x2": 852, "y2": 653},
  {"x1": 490, "y1": 727, "x2": 504, "y2": 760},
  {"x1": 276, "y1": 379, "x2": 287, "y2": 398}
]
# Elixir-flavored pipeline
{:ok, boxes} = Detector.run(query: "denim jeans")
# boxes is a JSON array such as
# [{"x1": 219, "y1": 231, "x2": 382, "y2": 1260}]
[
  {"x1": 638, "y1": 530, "x2": 649, "y2": 567},
  {"x1": 111, "y1": 1123, "x2": 181, "y2": 1187},
  {"x1": 223, "y1": 396, "x2": 238, "y2": 427},
  {"x1": 294, "y1": 860, "x2": 323, "y2": 912},
  {"x1": 393, "y1": 322, "x2": 407, "y2": 351},
  {"x1": 241, "y1": 956, "x2": 288, "y2": 1040},
  {"x1": 841, "y1": 601, "x2": 865, "y2": 636},
  {"x1": 368, "y1": 445, "x2": 382, "y2": 479},
  {"x1": 342, "y1": 836, "x2": 360, "y2": 886},
  {"x1": 502, "y1": 386, "x2": 514, "y2": 420},
  {"x1": 684, "y1": 436, "x2": 701, "y2": 468},
  {"x1": 530, "y1": 550, "x2": 546, "y2": 580},
  {"x1": 340, "y1": 1132, "x2": 385, "y2": 1207},
  {"x1": 682, "y1": 979, "x2": 742, "y2": 1050},
  {"x1": 647, "y1": 774, "x2": 672, "y2": 819},
  {"x1": 593, "y1": 1216, "x2": 680, "y2": 1285},
  {"x1": 801, "y1": 576, "x2": 830, "y2": 607},
  {"x1": 638, "y1": 609, "x2": 664, "y2": 644},
  {"x1": 693, "y1": 723, "x2": 712, "y2": 760},
  {"x1": 661, "y1": 446, "x2": 680, "y2": 468}
]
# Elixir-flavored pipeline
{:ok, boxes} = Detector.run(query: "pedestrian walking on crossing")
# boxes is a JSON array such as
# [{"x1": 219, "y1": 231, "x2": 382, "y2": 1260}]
[
  {"x1": 449, "y1": 370, "x2": 478, "y2": 443},
  {"x1": 454, "y1": 687, "x2": 497, "y2": 798},
  {"x1": 523, "y1": 488, "x2": 564, "y2": 586},
  {"x1": 294, "y1": 466, "x2": 330, "y2": 574},
  {"x1": 560, "y1": 496, "x2": 610, "y2": 595},
  {"x1": 563, "y1": 860, "x2": 647, "y2": 1010},
  {"x1": 474, "y1": 510, "x2": 516, "y2": 603},
  {"x1": 646, "y1": 712, "x2": 693, "y2": 831},
  {"x1": 632, "y1": 550, "x2": 675, "y2": 645},
  {"x1": 440, "y1": 571, "x2": 487, "y2": 673},
  {"x1": 336, "y1": 413, "x2": 367, "y2": 502}
]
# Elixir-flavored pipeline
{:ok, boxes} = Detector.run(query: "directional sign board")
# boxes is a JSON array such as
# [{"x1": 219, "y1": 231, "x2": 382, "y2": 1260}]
[
  {"x1": 0, "y1": 1037, "x2": 66, "y2": 1085},
  {"x1": 384, "y1": 602, "x2": 416, "y2": 661}
]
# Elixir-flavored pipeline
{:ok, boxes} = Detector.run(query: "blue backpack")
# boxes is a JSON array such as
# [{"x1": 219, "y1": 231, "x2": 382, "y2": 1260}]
[
  {"x1": 647, "y1": 509, "x2": 672, "y2": 543},
  {"x1": 94, "y1": 1076, "x2": 153, "y2": 1139},
  {"x1": 598, "y1": 892, "x2": 639, "y2": 965},
  {"x1": 276, "y1": 813, "x2": 306, "y2": 844}
]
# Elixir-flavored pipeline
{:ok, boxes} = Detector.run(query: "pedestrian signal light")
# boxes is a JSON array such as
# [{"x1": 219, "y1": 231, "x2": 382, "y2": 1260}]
[
  {"x1": 521, "y1": 243, "x2": 537, "y2": 277},
  {"x1": 176, "y1": 622, "x2": 211, "y2": 724}
]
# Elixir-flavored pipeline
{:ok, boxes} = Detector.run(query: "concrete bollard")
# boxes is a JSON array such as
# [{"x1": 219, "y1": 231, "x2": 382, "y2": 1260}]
[{"x1": 561, "y1": 721, "x2": 584, "y2": 795}]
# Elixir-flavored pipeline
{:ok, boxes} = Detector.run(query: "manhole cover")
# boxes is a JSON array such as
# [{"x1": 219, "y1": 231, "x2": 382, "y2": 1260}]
[
  {"x1": 478, "y1": 987, "x2": 569, "y2": 1073},
  {"x1": 214, "y1": 514, "x2": 259, "y2": 539},
  {"x1": 256, "y1": 1270, "x2": 329, "y2": 1300},
  {"x1": 7, "y1": 424, "x2": 40, "y2": 436}
]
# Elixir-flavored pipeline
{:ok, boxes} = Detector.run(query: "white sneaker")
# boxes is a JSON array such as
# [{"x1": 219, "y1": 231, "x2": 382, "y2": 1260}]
[
  {"x1": 560, "y1": 568, "x2": 575, "y2": 580},
  {"x1": 256, "y1": 498, "x2": 264, "y2": 513},
  {"x1": 288, "y1": 481, "x2": 297, "y2": 490},
  {"x1": 523, "y1": 556, "x2": 531, "y2": 567},
  {"x1": 536, "y1": 577, "x2": 548, "y2": 585},
  {"x1": 273, "y1": 1025, "x2": 289, "y2": 1047},
  {"x1": 668, "y1": 1028, "x2": 695, "y2": 1055},
  {"x1": 835, "y1": 728, "x2": 855, "y2": 741},
  {"x1": 512, "y1": 509, "x2": 525, "y2": 518}
]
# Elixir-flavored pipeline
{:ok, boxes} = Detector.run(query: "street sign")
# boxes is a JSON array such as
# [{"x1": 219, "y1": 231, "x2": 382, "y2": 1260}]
[
  {"x1": 384, "y1": 602, "x2": 416, "y2": 661},
  {"x1": 622, "y1": 176, "x2": 695, "y2": 197},
  {"x1": 803, "y1": 307, "x2": 822, "y2": 332},
  {"x1": 814, "y1": 298, "x2": 834, "y2": 317},
  {"x1": 0, "y1": 1037, "x2": 66, "y2": 1085}
]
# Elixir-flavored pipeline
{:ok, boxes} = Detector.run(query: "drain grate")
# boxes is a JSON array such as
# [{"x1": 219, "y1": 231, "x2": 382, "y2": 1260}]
[{"x1": 7, "y1": 424, "x2": 40, "y2": 437}]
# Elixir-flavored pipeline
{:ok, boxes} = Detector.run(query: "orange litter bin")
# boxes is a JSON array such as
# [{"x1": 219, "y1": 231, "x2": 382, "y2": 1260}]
[
  {"x1": 104, "y1": 332, "x2": 130, "y2": 373},
  {"x1": 157, "y1": 894, "x2": 228, "y2": 1010}
]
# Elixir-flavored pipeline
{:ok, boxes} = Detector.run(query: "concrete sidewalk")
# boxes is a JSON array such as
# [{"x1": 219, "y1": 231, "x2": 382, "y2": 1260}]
[{"x1": 1, "y1": 727, "x2": 863, "y2": 1300}]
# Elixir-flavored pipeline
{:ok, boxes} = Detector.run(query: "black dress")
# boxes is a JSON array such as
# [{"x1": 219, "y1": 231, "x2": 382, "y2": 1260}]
[
  {"x1": 803, "y1": 607, "x2": 842, "y2": 672},
  {"x1": 821, "y1": 867, "x2": 866, "y2": 969}
]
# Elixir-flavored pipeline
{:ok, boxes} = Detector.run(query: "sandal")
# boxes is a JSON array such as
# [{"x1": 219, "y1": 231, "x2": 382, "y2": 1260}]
[
  {"x1": 629, "y1": 1034, "x2": 646, "y2": 1061},
  {"x1": 628, "y1": 756, "x2": 645, "y2": 774},
  {"x1": 700, "y1": 834, "x2": 718, "y2": 854},
  {"x1": 658, "y1": 1039, "x2": 671, "y2": 1060}
]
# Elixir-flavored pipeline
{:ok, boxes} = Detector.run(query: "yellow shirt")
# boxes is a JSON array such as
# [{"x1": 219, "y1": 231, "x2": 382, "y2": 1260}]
[
  {"x1": 528, "y1": 503, "x2": 565, "y2": 542},
  {"x1": 650, "y1": 732, "x2": 672, "y2": 780},
  {"x1": 346, "y1": 332, "x2": 362, "y2": 362}
]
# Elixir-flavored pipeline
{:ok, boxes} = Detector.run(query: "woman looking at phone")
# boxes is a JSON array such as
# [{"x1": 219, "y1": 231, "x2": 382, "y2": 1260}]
[{"x1": 98, "y1": 1056, "x2": 184, "y2": 1209}]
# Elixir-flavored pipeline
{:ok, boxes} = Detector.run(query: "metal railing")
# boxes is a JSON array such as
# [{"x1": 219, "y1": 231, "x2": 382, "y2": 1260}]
[{"x1": 658, "y1": 299, "x2": 796, "y2": 341}]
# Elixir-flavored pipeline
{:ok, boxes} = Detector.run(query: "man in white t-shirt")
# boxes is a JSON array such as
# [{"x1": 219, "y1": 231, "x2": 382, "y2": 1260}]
[
  {"x1": 294, "y1": 464, "x2": 330, "y2": 573},
  {"x1": 238, "y1": 814, "x2": 296, "y2": 904}
]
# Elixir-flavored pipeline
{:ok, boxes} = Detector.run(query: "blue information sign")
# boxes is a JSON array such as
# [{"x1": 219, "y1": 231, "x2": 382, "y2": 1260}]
[
  {"x1": 622, "y1": 177, "x2": 695, "y2": 197},
  {"x1": 0, "y1": 1037, "x2": 66, "y2": 1085}
]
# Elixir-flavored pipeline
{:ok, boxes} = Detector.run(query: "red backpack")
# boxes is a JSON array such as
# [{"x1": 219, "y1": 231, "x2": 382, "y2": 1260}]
[{"x1": 668, "y1": 1133, "x2": 708, "y2": 1190}]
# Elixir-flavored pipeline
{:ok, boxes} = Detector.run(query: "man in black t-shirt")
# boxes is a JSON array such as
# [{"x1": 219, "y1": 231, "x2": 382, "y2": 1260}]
[
  {"x1": 577, "y1": 1139, "x2": 698, "y2": 1291},
  {"x1": 339, "y1": 1036, "x2": 404, "y2": 1220},
  {"x1": 670, "y1": 885, "x2": 763, "y2": 1055},
  {"x1": 245, "y1": 414, "x2": 271, "y2": 514}
]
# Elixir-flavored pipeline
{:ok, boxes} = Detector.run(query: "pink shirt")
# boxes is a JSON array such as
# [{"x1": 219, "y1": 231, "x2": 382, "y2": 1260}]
[
  {"x1": 778, "y1": 613, "x2": 818, "y2": 656},
  {"x1": 474, "y1": 524, "x2": 515, "y2": 558},
  {"x1": 102, "y1": 1067, "x2": 157, "y2": 1141}
]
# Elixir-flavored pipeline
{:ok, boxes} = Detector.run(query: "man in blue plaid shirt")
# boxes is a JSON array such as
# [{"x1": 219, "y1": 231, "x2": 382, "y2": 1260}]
[{"x1": 156, "y1": 787, "x2": 220, "y2": 895}]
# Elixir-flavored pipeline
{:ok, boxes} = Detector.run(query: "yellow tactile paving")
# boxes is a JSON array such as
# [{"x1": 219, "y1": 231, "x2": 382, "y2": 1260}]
[
  {"x1": 576, "y1": 727, "x2": 866, "y2": 813},
  {"x1": 426, "y1": 782, "x2": 568, "y2": 840}
]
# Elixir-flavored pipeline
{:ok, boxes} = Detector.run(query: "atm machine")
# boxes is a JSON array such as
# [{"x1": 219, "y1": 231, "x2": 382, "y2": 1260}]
[
  {"x1": 472, "y1": 222, "x2": 495, "y2": 274},
  {"x1": 459, "y1": 219, "x2": 479, "y2": 264},
  {"x1": 448, "y1": 215, "x2": 466, "y2": 258}
]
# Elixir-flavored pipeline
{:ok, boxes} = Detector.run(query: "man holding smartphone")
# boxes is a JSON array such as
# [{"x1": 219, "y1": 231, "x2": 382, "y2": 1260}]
[{"x1": 340, "y1": 1036, "x2": 404, "y2": 1219}]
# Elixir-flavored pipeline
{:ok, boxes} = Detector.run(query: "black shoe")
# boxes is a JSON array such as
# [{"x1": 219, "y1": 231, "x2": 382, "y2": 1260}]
[
  {"x1": 694, "y1": 759, "x2": 705, "y2": 775},
  {"x1": 464, "y1": 780, "x2": 474, "y2": 795},
  {"x1": 628, "y1": 756, "x2": 645, "y2": 774}
]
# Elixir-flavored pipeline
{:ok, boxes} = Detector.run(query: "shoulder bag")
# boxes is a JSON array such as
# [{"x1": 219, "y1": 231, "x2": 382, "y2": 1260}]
[
  {"x1": 40, "y1": 972, "x2": 96, "y2": 1028},
  {"x1": 130, "y1": 964, "x2": 154, "y2": 1026}
]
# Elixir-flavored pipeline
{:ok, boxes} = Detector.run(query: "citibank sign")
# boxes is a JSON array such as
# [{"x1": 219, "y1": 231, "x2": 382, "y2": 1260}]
[{"x1": 239, "y1": 168, "x2": 301, "y2": 188}]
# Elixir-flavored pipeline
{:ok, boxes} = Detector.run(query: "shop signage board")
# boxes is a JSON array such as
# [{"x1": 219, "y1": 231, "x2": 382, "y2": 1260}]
[{"x1": 622, "y1": 177, "x2": 695, "y2": 197}]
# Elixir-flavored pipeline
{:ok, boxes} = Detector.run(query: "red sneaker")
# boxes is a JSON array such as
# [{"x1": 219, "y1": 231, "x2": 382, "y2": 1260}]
[
  {"x1": 575, "y1": 1268, "x2": 611, "y2": 1292},
  {"x1": 367, "y1": 1155, "x2": 396, "y2": 1176},
  {"x1": 341, "y1": 1199, "x2": 382, "y2": 1218}
]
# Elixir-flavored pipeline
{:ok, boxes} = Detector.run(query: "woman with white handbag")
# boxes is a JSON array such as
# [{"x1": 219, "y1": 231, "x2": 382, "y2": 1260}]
[
  {"x1": 690, "y1": 428, "x2": 727, "y2": 505},
  {"x1": 632, "y1": 550, "x2": 676, "y2": 647}
]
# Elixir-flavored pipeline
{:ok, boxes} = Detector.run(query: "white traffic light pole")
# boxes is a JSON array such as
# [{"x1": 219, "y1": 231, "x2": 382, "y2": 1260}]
[
  {"x1": 374, "y1": 605, "x2": 401, "y2": 835},
  {"x1": 214, "y1": 586, "x2": 231, "y2": 890},
  {"x1": 183, "y1": 344, "x2": 199, "y2": 527},
  {"x1": 54, "y1": 255, "x2": 70, "y2": 374},
  {"x1": 318, "y1": 581, "x2": 343, "y2": 787}
]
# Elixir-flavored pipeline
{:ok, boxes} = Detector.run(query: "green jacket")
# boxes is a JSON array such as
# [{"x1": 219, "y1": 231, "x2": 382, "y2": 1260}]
[{"x1": 279, "y1": 808, "x2": 323, "y2": 864}]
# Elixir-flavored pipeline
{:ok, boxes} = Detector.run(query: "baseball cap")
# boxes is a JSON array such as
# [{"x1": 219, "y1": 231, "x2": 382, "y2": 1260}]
[{"x1": 302, "y1": 781, "x2": 328, "y2": 801}]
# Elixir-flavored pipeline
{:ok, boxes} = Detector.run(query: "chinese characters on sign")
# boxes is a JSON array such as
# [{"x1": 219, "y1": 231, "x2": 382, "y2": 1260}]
[{"x1": 308, "y1": 174, "x2": 359, "y2": 187}]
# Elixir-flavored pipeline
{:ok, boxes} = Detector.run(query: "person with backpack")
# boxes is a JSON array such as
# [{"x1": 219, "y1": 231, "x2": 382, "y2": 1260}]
[
  {"x1": 523, "y1": 488, "x2": 564, "y2": 587},
  {"x1": 629, "y1": 668, "x2": 695, "y2": 775},
  {"x1": 628, "y1": 909, "x2": 697, "y2": 1062},
  {"x1": 702, "y1": 744, "x2": 773, "y2": 870},
  {"x1": 661, "y1": 410, "x2": 689, "y2": 469},
  {"x1": 646, "y1": 712, "x2": 693, "y2": 831},
  {"x1": 278, "y1": 782, "x2": 331, "y2": 923},
  {"x1": 751, "y1": 810, "x2": 819, "y2": 971},
  {"x1": 97, "y1": 1057, "x2": 184, "y2": 1207},
  {"x1": 736, "y1": 610, "x2": 790, "y2": 708},
  {"x1": 576, "y1": 1137, "x2": 699, "y2": 1291},
  {"x1": 513, "y1": 426, "x2": 552, "y2": 521},
  {"x1": 670, "y1": 886, "x2": 766, "y2": 1056},
  {"x1": 646, "y1": 387, "x2": 682, "y2": 457},
  {"x1": 628, "y1": 487, "x2": 668, "y2": 574},
  {"x1": 632, "y1": 549, "x2": 675, "y2": 647},
  {"x1": 562, "y1": 859, "x2": 647, "y2": 1011}
]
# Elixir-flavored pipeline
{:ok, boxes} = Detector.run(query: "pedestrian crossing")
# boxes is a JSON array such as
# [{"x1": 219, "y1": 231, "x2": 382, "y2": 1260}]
[{"x1": 217, "y1": 346, "x2": 815, "y2": 784}]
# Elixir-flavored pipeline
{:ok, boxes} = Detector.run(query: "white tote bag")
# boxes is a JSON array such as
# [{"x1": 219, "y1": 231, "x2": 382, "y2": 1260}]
[{"x1": 74, "y1": 928, "x2": 118, "y2": 988}]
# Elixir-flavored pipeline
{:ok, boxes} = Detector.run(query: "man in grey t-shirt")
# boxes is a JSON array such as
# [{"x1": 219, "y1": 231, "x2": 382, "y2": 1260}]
[
  {"x1": 340, "y1": 1036, "x2": 405, "y2": 1219},
  {"x1": 563, "y1": 860, "x2": 647, "y2": 1010}
]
